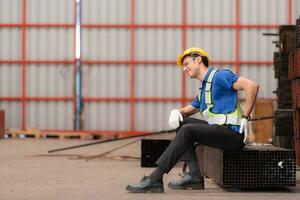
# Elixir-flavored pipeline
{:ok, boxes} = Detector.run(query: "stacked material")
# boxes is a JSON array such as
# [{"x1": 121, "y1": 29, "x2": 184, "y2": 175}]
[
  {"x1": 197, "y1": 145, "x2": 296, "y2": 188},
  {"x1": 274, "y1": 25, "x2": 295, "y2": 150},
  {"x1": 289, "y1": 16, "x2": 300, "y2": 165}
]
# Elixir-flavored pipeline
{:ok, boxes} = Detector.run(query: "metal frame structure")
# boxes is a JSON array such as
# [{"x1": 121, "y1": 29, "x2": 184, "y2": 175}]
[{"x1": 0, "y1": 0, "x2": 293, "y2": 135}]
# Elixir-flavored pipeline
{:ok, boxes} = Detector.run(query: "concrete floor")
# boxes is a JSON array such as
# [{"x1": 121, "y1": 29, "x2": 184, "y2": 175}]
[{"x1": 0, "y1": 134, "x2": 300, "y2": 200}]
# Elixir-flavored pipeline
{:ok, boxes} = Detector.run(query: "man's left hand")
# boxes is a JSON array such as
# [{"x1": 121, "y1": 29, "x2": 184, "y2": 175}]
[{"x1": 239, "y1": 118, "x2": 249, "y2": 144}]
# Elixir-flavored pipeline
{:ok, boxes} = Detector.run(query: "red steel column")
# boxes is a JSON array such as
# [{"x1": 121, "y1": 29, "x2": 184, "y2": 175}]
[
  {"x1": 21, "y1": 0, "x2": 27, "y2": 129},
  {"x1": 130, "y1": 0, "x2": 135, "y2": 131},
  {"x1": 235, "y1": 0, "x2": 240, "y2": 74},
  {"x1": 181, "y1": 0, "x2": 187, "y2": 107},
  {"x1": 288, "y1": 0, "x2": 292, "y2": 24}
]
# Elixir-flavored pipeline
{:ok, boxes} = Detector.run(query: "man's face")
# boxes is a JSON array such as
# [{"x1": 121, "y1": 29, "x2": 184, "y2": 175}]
[{"x1": 182, "y1": 56, "x2": 200, "y2": 78}]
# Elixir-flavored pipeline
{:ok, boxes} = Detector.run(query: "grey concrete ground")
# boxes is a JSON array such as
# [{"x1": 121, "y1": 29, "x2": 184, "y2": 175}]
[{"x1": 0, "y1": 134, "x2": 299, "y2": 200}]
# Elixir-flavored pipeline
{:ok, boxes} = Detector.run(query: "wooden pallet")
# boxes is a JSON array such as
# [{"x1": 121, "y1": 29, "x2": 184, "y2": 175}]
[
  {"x1": 5, "y1": 129, "x2": 93, "y2": 140},
  {"x1": 6, "y1": 128, "x2": 42, "y2": 139},
  {"x1": 41, "y1": 131, "x2": 93, "y2": 140}
]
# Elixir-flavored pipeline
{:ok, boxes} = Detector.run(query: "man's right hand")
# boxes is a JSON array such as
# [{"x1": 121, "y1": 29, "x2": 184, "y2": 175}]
[{"x1": 168, "y1": 109, "x2": 183, "y2": 129}]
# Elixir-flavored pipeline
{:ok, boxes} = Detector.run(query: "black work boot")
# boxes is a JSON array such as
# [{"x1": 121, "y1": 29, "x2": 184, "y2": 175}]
[
  {"x1": 168, "y1": 174, "x2": 204, "y2": 190},
  {"x1": 126, "y1": 176, "x2": 164, "y2": 193}
]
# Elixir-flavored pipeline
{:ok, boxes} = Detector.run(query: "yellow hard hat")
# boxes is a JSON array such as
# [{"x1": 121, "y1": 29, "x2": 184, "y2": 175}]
[{"x1": 177, "y1": 47, "x2": 210, "y2": 68}]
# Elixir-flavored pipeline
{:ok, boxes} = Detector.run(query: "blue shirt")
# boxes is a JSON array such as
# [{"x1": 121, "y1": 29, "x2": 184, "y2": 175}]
[{"x1": 191, "y1": 67, "x2": 240, "y2": 133}]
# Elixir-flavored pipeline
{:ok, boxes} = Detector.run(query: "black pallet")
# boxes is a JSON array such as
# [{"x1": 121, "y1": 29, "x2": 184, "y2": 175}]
[
  {"x1": 141, "y1": 139, "x2": 171, "y2": 167},
  {"x1": 197, "y1": 145, "x2": 296, "y2": 188},
  {"x1": 273, "y1": 52, "x2": 289, "y2": 79},
  {"x1": 274, "y1": 109, "x2": 294, "y2": 136}
]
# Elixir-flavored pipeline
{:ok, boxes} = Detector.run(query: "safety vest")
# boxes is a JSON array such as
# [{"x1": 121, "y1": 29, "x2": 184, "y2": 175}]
[{"x1": 198, "y1": 69, "x2": 242, "y2": 125}]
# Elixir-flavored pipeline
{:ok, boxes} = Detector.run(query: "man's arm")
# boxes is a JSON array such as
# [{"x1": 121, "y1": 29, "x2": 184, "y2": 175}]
[
  {"x1": 233, "y1": 76, "x2": 259, "y2": 117},
  {"x1": 179, "y1": 105, "x2": 200, "y2": 118}
]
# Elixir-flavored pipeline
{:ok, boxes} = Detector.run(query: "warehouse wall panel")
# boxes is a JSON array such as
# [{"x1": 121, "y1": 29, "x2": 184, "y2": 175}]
[
  {"x1": 187, "y1": 29, "x2": 235, "y2": 61},
  {"x1": 240, "y1": 28, "x2": 278, "y2": 61},
  {"x1": 0, "y1": 102, "x2": 22, "y2": 129},
  {"x1": 188, "y1": 0, "x2": 235, "y2": 24},
  {"x1": 135, "y1": 102, "x2": 181, "y2": 131},
  {"x1": 26, "y1": 101, "x2": 73, "y2": 130},
  {"x1": 82, "y1": 29, "x2": 130, "y2": 60},
  {"x1": 135, "y1": 29, "x2": 182, "y2": 60},
  {"x1": 27, "y1": 0, "x2": 74, "y2": 23},
  {"x1": 0, "y1": 0, "x2": 22, "y2": 23},
  {"x1": 0, "y1": 64, "x2": 22, "y2": 96},
  {"x1": 83, "y1": 102, "x2": 129, "y2": 130},
  {"x1": 135, "y1": 0, "x2": 182, "y2": 24},
  {"x1": 240, "y1": 65, "x2": 277, "y2": 98},
  {"x1": 26, "y1": 28, "x2": 74, "y2": 60},
  {"x1": 240, "y1": 0, "x2": 287, "y2": 24},
  {"x1": 135, "y1": 65, "x2": 182, "y2": 97},
  {"x1": 82, "y1": 64, "x2": 130, "y2": 97},
  {"x1": 82, "y1": 0, "x2": 130, "y2": 24},
  {"x1": 26, "y1": 64, "x2": 73, "y2": 97},
  {"x1": 0, "y1": 28, "x2": 22, "y2": 60}
]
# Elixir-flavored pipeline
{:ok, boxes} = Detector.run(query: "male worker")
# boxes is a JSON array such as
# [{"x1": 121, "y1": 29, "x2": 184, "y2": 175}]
[{"x1": 126, "y1": 47, "x2": 259, "y2": 193}]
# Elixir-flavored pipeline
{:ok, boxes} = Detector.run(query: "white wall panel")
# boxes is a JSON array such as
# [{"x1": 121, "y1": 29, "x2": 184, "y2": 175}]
[
  {"x1": 26, "y1": 28, "x2": 74, "y2": 60},
  {"x1": 135, "y1": 29, "x2": 182, "y2": 60},
  {"x1": 0, "y1": 102, "x2": 22, "y2": 129},
  {"x1": 293, "y1": 0, "x2": 300, "y2": 22},
  {"x1": 135, "y1": 65, "x2": 182, "y2": 97},
  {"x1": 27, "y1": 0, "x2": 74, "y2": 23},
  {"x1": 0, "y1": 28, "x2": 22, "y2": 60},
  {"x1": 82, "y1": 29, "x2": 130, "y2": 60},
  {"x1": 82, "y1": 64, "x2": 129, "y2": 97},
  {"x1": 187, "y1": 29, "x2": 235, "y2": 61},
  {"x1": 240, "y1": 0, "x2": 288, "y2": 24},
  {"x1": 26, "y1": 101, "x2": 73, "y2": 130},
  {"x1": 83, "y1": 102, "x2": 129, "y2": 130},
  {"x1": 135, "y1": 102, "x2": 181, "y2": 131},
  {"x1": 0, "y1": 64, "x2": 22, "y2": 96},
  {"x1": 240, "y1": 28, "x2": 278, "y2": 61},
  {"x1": 26, "y1": 64, "x2": 73, "y2": 97},
  {"x1": 188, "y1": 0, "x2": 235, "y2": 24},
  {"x1": 240, "y1": 65, "x2": 277, "y2": 98},
  {"x1": 135, "y1": 0, "x2": 182, "y2": 24},
  {"x1": 82, "y1": 0, "x2": 130, "y2": 24},
  {"x1": 0, "y1": 0, "x2": 22, "y2": 23}
]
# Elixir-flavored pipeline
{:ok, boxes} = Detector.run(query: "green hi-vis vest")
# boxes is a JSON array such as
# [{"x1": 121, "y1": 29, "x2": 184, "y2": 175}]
[{"x1": 198, "y1": 69, "x2": 243, "y2": 125}]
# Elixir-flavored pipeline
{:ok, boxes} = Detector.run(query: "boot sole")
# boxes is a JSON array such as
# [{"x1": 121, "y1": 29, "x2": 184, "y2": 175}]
[
  {"x1": 126, "y1": 186, "x2": 164, "y2": 193},
  {"x1": 168, "y1": 183, "x2": 204, "y2": 190}
]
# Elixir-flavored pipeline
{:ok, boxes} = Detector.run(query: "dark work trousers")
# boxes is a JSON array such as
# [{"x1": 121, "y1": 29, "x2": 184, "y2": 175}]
[{"x1": 156, "y1": 118, "x2": 245, "y2": 174}]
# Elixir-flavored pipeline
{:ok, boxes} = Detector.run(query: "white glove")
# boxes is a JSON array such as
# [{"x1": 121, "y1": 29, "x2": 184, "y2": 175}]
[
  {"x1": 239, "y1": 118, "x2": 249, "y2": 144},
  {"x1": 168, "y1": 109, "x2": 183, "y2": 129}
]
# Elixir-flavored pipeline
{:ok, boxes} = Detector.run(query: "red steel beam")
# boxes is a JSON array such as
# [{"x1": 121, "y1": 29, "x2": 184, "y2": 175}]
[
  {"x1": 129, "y1": 0, "x2": 135, "y2": 131},
  {"x1": 0, "y1": 59, "x2": 273, "y2": 65},
  {"x1": 21, "y1": 0, "x2": 27, "y2": 130},
  {"x1": 181, "y1": 0, "x2": 187, "y2": 108},
  {"x1": 0, "y1": 97, "x2": 194, "y2": 102},
  {"x1": 288, "y1": 0, "x2": 292, "y2": 24},
  {"x1": 0, "y1": 23, "x2": 281, "y2": 29},
  {"x1": 235, "y1": 0, "x2": 240, "y2": 74},
  {"x1": 0, "y1": 96, "x2": 276, "y2": 102}
]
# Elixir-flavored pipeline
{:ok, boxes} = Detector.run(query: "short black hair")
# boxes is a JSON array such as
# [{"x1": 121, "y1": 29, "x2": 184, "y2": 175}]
[{"x1": 190, "y1": 53, "x2": 209, "y2": 67}]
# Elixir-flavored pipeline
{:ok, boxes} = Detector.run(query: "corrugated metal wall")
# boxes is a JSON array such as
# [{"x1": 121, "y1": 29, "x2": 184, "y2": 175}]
[{"x1": 1, "y1": 0, "x2": 300, "y2": 133}]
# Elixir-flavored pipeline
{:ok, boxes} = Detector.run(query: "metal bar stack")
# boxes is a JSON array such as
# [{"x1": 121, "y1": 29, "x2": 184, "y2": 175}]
[
  {"x1": 274, "y1": 25, "x2": 295, "y2": 150},
  {"x1": 197, "y1": 145, "x2": 296, "y2": 188},
  {"x1": 289, "y1": 16, "x2": 300, "y2": 165}
]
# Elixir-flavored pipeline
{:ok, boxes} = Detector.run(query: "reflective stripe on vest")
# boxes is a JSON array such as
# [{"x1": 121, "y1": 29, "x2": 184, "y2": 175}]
[{"x1": 198, "y1": 69, "x2": 242, "y2": 125}]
